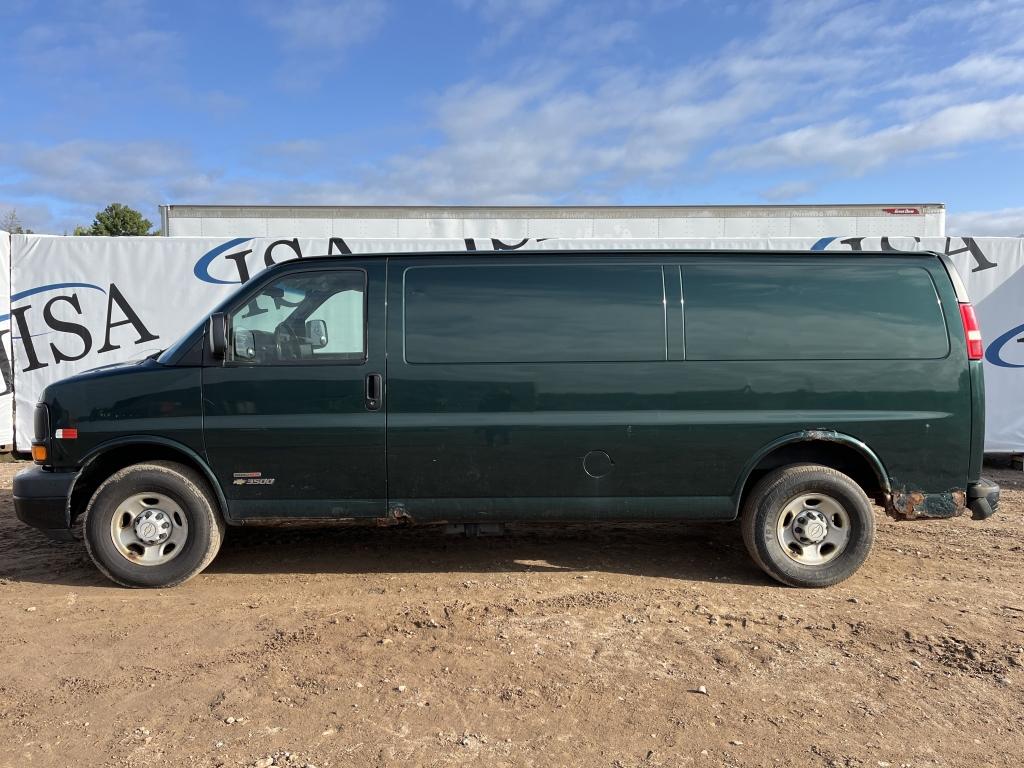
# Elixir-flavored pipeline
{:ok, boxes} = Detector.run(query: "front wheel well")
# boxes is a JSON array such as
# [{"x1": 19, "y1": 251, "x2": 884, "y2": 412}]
[
  {"x1": 739, "y1": 440, "x2": 887, "y2": 511},
  {"x1": 69, "y1": 443, "x2": 223, "y2": 525}
]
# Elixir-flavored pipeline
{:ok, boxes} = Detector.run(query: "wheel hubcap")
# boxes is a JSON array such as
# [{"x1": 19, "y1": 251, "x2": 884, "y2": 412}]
[
  {"x1": 776, "y1": 493, "x2": 851, "y2": 566},
  {"x1": 110, "y1": 493, "x2": 188, "y2": 566},
  {"x1": 134, "y1": 509, "x2": 170, "y2": 544}
]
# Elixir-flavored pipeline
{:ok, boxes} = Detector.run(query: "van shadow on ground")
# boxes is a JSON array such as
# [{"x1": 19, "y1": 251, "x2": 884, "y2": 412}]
[
  {"x1": 207, "y1": 521, "x2": 769, "y2": 586},
  {"x1": 1, "y1": 514, "x2": 770, "y2": 588}
]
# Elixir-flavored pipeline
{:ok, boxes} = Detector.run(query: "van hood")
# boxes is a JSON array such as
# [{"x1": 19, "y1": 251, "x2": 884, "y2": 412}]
[
  {"x1": 35, "y1": 358, "x2": 203, "y2": 470},
  {"x1": 82, "y1": 355, "x2": 157, "y2": 375}
]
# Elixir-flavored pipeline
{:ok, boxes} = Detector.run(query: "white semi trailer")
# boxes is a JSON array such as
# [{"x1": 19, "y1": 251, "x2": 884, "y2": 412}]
[{"x1": 160, "y1": 204, "x2": 946, "y2": 240}]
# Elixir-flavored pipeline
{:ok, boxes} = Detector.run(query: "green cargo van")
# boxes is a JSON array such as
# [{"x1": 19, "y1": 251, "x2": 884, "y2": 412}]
[{"x1": 14, "y1": 251, "x2": 1000, "y2": 588}]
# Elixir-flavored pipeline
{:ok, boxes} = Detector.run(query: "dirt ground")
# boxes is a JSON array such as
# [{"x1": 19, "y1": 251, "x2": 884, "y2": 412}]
[{"x1": 1, "y1": 462, "x2": 1023, "y2": 768}]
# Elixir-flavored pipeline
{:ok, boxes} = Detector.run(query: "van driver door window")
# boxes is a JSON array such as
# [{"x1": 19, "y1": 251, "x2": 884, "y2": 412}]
[{"x1": 228, "y1": 271, "x2": 365, "y2": 365}]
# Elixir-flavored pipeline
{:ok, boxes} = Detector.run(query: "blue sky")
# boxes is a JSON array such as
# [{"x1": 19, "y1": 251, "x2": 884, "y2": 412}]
[{"x1": 1, "y1": 0, "x2": 1023, "y2": 234}]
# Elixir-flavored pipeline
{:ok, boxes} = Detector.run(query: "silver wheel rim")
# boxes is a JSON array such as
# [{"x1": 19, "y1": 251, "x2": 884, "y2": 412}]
[
  {"x1": 775, "y1": 493, "x2": 851, "y2": 566},
  {"x1": 109, "y1": 492, "x2": 189, "y2": 566}
]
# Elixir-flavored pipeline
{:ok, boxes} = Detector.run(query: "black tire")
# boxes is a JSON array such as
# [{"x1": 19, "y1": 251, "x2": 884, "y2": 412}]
[
  {"x1": 83, "y1": 461, "x2": 225, "y2": 588},
  {"x1": 741, "y1": 463, "x2": 875, "y2": 588}
]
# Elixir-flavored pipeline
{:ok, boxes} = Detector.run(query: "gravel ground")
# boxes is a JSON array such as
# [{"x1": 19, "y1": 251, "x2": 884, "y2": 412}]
[{"x1": 1, "y1": 461, "x2": 1022, "y2": 768}]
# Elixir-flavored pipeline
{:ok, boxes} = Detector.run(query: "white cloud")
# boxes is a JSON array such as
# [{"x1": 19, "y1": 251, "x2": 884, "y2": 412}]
[
  {"x1": 469, "y1": 0, "x2": 558, "y2": 13},
  {"x1": 558, "y1": 16, "x2": 638, "y2": 55},
  {"x1": 254, "y1": 0, "x2": 388, "y2": 50},
  {"x1": 348, "y1": 65, "x2": 779, "y2": 204},
  {"x1": 15, "y1": 0, "x2": 178, "y2": 79},
  {"x1": 0, "y1": 139, "x2": 375, "y2": 232},
  {"x1": 421, "y1": 0, "x2": 1024, "y2": 202},
  {"x1": 10, "y1": 2, "x2": 243, "y2": 119},
  {"x1": 3, "y1": 141, "x2": 194, "y2": 203},
  {"x1": 352, "y1": 1, "x2": 1024, "y2": 204},
  {"x1": 0, "y1": 140, "x2": 219, "y2": 232},
  {"x1": 455, "y1": 0, "x2": 562, "y2": 23},
  {"x1": 251, "y1": 0, "x2": 389, "y2": 85},
  {"x1": 0, "y1": 200, "x2": 56, "y2": 234},
  {"x1": 948, "y1": 207, "x2": 1024, "y2": 237},
  {"x1": 718, "y1": 95, "x2": 1024, "y2": 173},
  {"x1": 890, "y1": 53, "x2": 1024, "y2": 96},
  {"x1": 944, "y1": 53, "x2": 1024, "y2": 86}
]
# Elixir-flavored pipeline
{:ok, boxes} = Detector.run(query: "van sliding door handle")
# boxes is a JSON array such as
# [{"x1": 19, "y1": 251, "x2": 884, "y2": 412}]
[{"x1": 364, "y1": 373, "x2": 383, "y2": 411}]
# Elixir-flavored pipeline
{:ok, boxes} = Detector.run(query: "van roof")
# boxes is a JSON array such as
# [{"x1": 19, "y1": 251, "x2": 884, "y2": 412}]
[
  {"x1": 286, "y1": 248, "x2": 945, "y2": 260},
  {"x1": 267, "y1": 249, "x2": 969, "y2": 302}
]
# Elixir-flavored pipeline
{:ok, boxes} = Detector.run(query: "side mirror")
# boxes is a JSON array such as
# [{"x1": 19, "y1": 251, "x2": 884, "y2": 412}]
[
  {"x1": 306, "y1": 319, "x2": 328, "y2": 350},
  {"x1": 233, "y1": 329, "x2": 256, "y2": 361},
  {"x1": 208, "y1": 312, "x2": 227, "y2": 359}
]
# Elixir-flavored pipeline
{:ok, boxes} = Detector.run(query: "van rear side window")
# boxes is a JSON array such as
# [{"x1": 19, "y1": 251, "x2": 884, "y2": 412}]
[
  {"x1": 684, "y1": 263, "x2": 949, "y2": 360},
  {"x1": 403, "y1": 264, "x2": 666, "y2": 364}
]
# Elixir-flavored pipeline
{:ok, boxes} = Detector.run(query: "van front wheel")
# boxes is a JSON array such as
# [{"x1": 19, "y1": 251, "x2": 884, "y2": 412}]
[
  {"x1": 741, "y1": 464, "x2": 875, "y2": 588},
  {"x1": 83, "y1": 461, "x2": 225, "y2": 588}
]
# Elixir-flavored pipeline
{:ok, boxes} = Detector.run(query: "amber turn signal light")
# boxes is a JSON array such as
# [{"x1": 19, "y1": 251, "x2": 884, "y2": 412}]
[{"x1": 31, "y1": 444, "x2": 48, "y2": 462}]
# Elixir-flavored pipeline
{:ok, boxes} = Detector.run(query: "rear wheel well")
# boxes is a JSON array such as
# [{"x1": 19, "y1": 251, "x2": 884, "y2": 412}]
[
  {"x1": 70, "y1": 444, "x2": 222, "y2": 525},
  {"x1": 739, "y1": 441, "x2": 886, "y2": 510}
]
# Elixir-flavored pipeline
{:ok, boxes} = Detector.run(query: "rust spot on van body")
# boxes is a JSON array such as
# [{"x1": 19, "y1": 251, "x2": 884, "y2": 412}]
[
  {"x1": 377, "y1": 505, "x2": 414, "y2": 526},
  {"x1": 802, "y1": 429, "x2": 833, "y2": 441},
  {"x1": 887, "y1": 488, "x2": 966, "y2": 520}
]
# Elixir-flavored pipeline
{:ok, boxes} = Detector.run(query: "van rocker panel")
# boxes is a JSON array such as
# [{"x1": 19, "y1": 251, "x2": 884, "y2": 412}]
[{"x1": 388, "y1": 496, "x2": 735, "y2": 522}]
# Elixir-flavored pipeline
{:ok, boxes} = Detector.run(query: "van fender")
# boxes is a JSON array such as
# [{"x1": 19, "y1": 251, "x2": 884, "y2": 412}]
[
  {"x1": 732, "y1": 430, "x2": 892, "y2": 515},
  {"x1": 71, "y1": 435, "x2": 229, "y2": 523}
]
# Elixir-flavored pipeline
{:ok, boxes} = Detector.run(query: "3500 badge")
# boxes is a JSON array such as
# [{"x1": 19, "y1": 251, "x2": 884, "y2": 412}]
[{"x1": 232, "y1": 472, "x2": 276, "y2": 486}]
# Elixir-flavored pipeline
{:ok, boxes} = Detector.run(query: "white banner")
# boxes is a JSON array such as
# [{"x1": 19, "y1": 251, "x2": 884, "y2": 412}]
[
  {"x1": 0, "y1": 230, "x2": 11, "y2": 447},
  {"x1": 8, "y1": 234, "x2": 1024, "y2": 452}
]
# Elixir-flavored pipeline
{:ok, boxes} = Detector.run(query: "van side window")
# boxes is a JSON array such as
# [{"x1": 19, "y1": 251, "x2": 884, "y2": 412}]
[
  {"x1": 403, "y1": 264, "x2": 666, "y2": 364},
  {"x1": 684, "y1": 263, "x2": 949, "y2": 360},
  {"x1": 229, "y1": 270, "x2": 366, "y2": 364}
]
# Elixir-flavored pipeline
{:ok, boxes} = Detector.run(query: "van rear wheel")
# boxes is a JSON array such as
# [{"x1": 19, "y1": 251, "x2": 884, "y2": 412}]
[
  {"x1": 741, "y1": 464, "x2": 874, "y2": 588},
  {"x1": 83, "y1": 461, "x2": 224, "y2": 588}
]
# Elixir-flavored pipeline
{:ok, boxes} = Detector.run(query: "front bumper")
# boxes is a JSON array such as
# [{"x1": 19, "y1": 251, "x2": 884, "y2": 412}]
[
  {"x1": 967, "y1": 477, "x2": 1000, "y2": 520},
  {"x1": 13, "y1": 466, "x2": 76, "y2": 540}
]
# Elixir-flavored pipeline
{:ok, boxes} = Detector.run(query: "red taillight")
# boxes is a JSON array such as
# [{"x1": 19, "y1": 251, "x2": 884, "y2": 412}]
[
  {"x1": 959, "y1": 303, "x2": 983, "y2": 360},
  {"x1": 55, "y1": 427, "x2": 78, "y2": 439}
]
